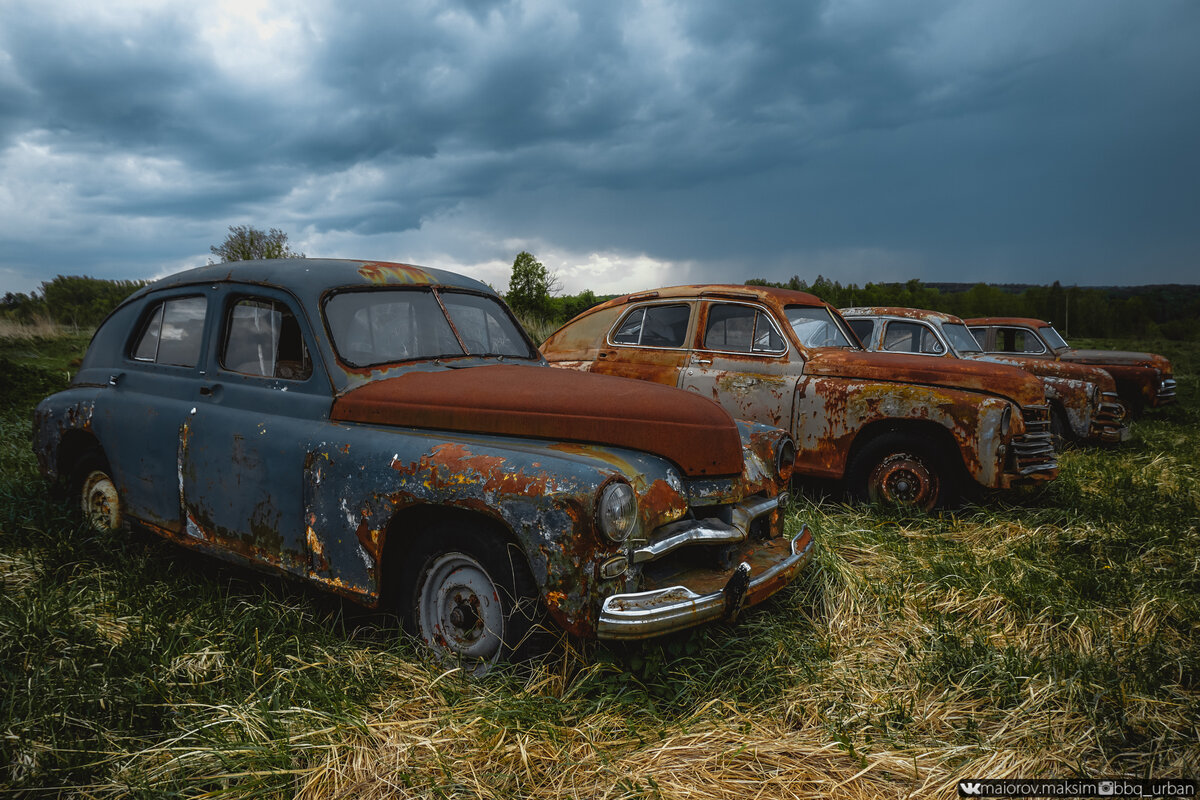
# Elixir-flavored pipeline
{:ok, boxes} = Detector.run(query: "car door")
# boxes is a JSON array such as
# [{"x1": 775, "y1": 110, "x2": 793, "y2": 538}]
[
  {"x1": 179, "y1": 285, "x2": 332, "y2": 574},
  {"x1": 99, "y1": 290, "x2": 212, "y2": 532},
  {"x1": 681, "y1": 301, "x2": 796, "y2": 430},
  {"x1": 591, "y1": 301, "x2": 694, "y2": 387}
]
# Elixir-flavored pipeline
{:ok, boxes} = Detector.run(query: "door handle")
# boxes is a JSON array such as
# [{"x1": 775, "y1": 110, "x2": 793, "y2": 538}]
[
  {"x1": 694, "y1": 358, "x2": 712, "y2": 366},
  {"x1": 108, "y1": 372, "x2": 124, "y2": 386}
]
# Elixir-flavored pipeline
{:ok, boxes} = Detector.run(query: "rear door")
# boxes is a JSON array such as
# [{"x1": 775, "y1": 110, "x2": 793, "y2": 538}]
[{"x1": 591, "y1": 301, "x2": 695, "y2": 387}]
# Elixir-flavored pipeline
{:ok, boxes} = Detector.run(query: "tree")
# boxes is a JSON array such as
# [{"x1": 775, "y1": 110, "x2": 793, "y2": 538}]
[
  {"x1": 505, "y1": 251, "x2": 558, "y2": 317},
  {"x1": 209, "y1": 225, "x2": 303, "y2": 263}
]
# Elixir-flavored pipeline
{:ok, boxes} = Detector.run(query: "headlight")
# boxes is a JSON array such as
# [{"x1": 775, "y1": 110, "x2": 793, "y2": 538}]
[
  {"x1": 775, "y1": 435, "x2": 797, "y2": 479},
  {"x1": 597, "y1": 479, "x2": 637, "y2": 542},
  {"x1": 1000, "y1": 404, "x2": 1013, "y2": 435},
  {"x1": 1090, "y1": 383, "x2": 1101, "y2": 404}
]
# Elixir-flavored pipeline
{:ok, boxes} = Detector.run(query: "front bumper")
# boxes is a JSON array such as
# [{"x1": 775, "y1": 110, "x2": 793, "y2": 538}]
[
  {"x1": 1155, "y1": 378, "x2": 1177, "y2": 406},
  {"x1": 595, "y1": 525, "x2": 814, "y2": 640}
]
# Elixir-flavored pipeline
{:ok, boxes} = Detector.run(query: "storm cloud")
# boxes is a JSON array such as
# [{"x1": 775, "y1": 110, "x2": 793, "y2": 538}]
[{"x1": 1, "y1": 0, "x2": 1197, "y2": 295}]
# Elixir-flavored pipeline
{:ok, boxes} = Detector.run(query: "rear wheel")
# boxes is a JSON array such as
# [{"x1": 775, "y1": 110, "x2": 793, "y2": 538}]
[
  {"x1": 399, "y1": 526, "x2": 544, "y2": 674},
  {"x1": 849, "y1": 433, "x2": 949, "y2": 512},
  {"x1": 71, "y1": 450, "x2": 123, "y2": 532}
]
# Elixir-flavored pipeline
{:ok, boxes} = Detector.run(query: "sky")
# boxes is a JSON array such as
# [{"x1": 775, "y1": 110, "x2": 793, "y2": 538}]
[{"x1": 2, "y1": 0, "x2": 1198, "y2": 298}]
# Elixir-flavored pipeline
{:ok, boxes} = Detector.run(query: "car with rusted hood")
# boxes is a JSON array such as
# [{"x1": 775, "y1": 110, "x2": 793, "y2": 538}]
[
  {"x1": 33, "y1": 259, "x2": 811, "y2": 672},
  {"x1": 841, "y1": 307, "x2": 1129, "y2": 446},
  {"x1": 964, "y1": 317, "x2": 1176, "y2": 414},
  {"x1": 540, "y1": 285, "x2": 1059, "y2": 511}
]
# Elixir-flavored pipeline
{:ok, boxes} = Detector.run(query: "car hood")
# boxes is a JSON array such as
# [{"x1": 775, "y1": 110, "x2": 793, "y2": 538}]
[
  {"x1": 803, "y1": 349, "x2": 1044, "y2": 407},
  {"x1": 330, "y1": 363, "x2": 745, "y2": 477},
  {"x1": 961, "y1": 353, "x2": 1117, "y2": 391},
  {"x1": 1060, "y1": 349, "x2": 1172, "y2": 374}
]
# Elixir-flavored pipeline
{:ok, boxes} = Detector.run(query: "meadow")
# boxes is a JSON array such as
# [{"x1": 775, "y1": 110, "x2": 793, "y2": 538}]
[{"x1": 1, "y1": 324, "x2": 1196, "y2": 798}]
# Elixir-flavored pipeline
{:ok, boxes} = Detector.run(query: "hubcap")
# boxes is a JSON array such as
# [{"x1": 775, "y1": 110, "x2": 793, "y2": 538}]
[
  {"x1": 81, "y1": 470, "x2": 122, "y2": 531},
  {"x1": 868, "y1": 453, "x2": 939, "y2": 511},
  {"x1": 417, "y1": 552, "x2": 504, "y2": 670}
]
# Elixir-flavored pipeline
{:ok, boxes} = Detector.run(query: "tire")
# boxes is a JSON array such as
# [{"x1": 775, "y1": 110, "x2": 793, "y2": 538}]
[
  {"x1": 399, "y1": 525, "x2": 544, "y2": 674},
  {"x1": 1049, "y1": 406, "x2": 1071, "y2": 450},
  {"x1": 70, "y1": 450, "x2": 123, "y2": 532},
  {"x1": 848, "y1": 432, "x2": 949, "y2": 512}
]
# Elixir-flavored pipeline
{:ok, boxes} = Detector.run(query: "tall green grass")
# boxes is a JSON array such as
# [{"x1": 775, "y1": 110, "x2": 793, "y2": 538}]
[{"x1": 2, "y1": 333, "x2": 1197, "y2": 797}]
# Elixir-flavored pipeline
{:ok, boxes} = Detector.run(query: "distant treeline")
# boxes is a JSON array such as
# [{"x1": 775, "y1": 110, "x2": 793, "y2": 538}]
[
  {"x1": 746, "y1": 276, "x2": 1200, "y2": 340},
  {"x1": 2, "y1": 276, "x2": 148, "y2": 328},
  {"x1": 4, "y1": 273, "x2": 1198, "y2": 341}
]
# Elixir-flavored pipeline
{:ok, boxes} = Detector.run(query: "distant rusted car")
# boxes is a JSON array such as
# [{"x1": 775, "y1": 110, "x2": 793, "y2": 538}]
[
  {"x1": 964, "y1": 317, "x2": 1176, "y2": 414},
  {"x1": 33, "y1": 260, "x2": 811, "y2": 672},
  {"x1": 540, "y1": 285, "x2": 1058, "y2": 511},
  {"x1": 841, "y1": 307, "x2": 1129, "y2": 445}
]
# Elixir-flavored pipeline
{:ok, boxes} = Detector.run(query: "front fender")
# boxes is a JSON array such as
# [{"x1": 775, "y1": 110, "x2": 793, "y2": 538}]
[
  {"x1": 793, "y1": 377, "x2": 1013, "y2": 487},
  {"x1": 302, "y1": 425, "x2": 691, "y2": 637}
]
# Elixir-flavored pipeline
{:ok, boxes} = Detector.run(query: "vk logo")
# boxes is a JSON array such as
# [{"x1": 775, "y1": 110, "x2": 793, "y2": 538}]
[{"x1": 959, "y1": 782, "x2": 984, "y2": 796}]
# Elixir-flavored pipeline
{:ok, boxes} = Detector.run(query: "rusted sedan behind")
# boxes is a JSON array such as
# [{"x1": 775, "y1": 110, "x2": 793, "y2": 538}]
[
  {"x1": 842, "y1": 307, "x2": 1129, "y2": 446},
  {"x1": 34, "y1": 259, "x2": 811, "y2": 672},
  {"x1": 540, "y1": 285, "x2": 1058, "y2": 511},
  {"x1": 965, "y1": 317, "x2": 1176, "y2": 414}
]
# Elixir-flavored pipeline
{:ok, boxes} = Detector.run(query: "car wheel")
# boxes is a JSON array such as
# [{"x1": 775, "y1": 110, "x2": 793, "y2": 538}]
[
  {"x1": 1049, "y1": 406, "x2": 1072, "y2": 450},
  {"x1": 400, "y1": 526, "x2": 543, "y2": 674},
  {"x1": 849, "y1": 433, "x2": 946, "y2": 512},
  {"x1": 71, "y1": 450, "x2": 123, "y2": 532}
]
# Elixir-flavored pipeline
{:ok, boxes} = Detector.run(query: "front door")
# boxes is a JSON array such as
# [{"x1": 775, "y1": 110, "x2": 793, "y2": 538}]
[
  {"x1": 681, "y1": 301, "x2": 796, "y2": 431},
  {"x1": 180, "y1": 286, "x2": 330, "y2": 574}
]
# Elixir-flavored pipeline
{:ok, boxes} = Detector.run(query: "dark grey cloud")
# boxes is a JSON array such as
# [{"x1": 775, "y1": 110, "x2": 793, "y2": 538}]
[{"x1": 0, "y1": 0, "x2": 1198, "y2": 296}]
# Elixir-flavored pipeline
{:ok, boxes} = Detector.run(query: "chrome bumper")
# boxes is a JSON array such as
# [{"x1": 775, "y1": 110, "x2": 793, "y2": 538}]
[{"x1": 595, "y1": 526, "x2": 814, "y2": 640}]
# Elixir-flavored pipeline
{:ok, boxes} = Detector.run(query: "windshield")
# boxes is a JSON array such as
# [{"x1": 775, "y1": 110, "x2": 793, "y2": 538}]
[
  {"x1": 1039, "y1": 326, "x2": 1070, "y2": 351},
  {"x1": 784, "y1": 305, "x2": 855, "y2": 348},
  {"x1": 324, "y1": 288, "x2": 535, "y2": 366},
  {"x1": 943, "y1": 323, "x2": 983, "y2": 354}
]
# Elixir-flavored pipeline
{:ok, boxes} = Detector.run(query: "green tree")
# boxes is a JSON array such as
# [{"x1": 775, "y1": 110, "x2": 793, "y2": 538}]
[
  {"x1": 505, "y1": 251, "x2": 558, "y2": 317},
  {"x1": 210, "y1": 225, "x2": 303, "y2": 262}
]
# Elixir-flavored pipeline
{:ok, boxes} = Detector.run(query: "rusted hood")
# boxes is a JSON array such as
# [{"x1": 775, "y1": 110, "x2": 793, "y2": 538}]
[
  {"x1": 331, "y1": 364, "x2": 744, "y2": 477},
  {"x1": 962, "y1": 353, "x2": 1117, "y2": 391},
  {"x1": 1061, "y1": 349, "x2": 1171, "y2": 374},
  {"x1": 804, "y1": 350, "x2": 1044, "y2": 406}
]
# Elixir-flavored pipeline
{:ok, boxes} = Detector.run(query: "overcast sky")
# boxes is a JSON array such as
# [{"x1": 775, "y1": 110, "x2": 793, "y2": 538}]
[{"x1": 2, "y1": 0, "x2": 1198, "y2": 298}]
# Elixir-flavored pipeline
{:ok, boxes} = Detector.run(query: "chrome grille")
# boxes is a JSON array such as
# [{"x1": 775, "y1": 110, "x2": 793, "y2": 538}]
[
  {"x1": 1010, "y1": 404, "x2": 1057, "y2": 476},
  {"x1": 1158, "y1": 378, "x2": 1177, "y2": 402},
  {"x1": 1090, "y1": 391, "x2": 1128, "y2": 442}
]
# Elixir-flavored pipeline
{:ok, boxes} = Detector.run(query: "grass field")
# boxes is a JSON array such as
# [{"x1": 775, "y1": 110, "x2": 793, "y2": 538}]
[{"x1": 1, "y1": 331, "x2": 1197, "y2": 798}]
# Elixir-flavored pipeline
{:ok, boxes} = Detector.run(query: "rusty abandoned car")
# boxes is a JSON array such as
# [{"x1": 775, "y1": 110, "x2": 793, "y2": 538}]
[
  {"x1": 841, "y1": 307, "x2": 1129, "y2": 446},
  {"x1": 965, "y1": 317, "x2": 1177, "y2": 414},
  {"x1": 540, "y1": 285, "x2": 1059, "y2": 511},
  {"x1": 33, "y1": 259, "x2": 812, "y2": 672}
]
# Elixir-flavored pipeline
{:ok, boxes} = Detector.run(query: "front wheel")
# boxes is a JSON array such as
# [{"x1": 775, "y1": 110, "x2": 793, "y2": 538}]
[
  {"x1": 400, "y1": 526, "x2": 544, "y2": 674},
  {"x1": 848, "y1": 433, "x2": 949, "y2": 512}
]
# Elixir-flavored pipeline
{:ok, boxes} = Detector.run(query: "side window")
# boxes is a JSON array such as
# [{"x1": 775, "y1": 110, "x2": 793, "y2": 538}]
[
  {"x1": 882, "y1": 321, "x2": 945, "y2": 355},
  {"x1": 847, "y1": 318, "x2": 875, "y2": 346},
  {"x1": 968, "y1": 327, "x2": 988, "y2": 348},
  {"x1": 996, "y1": 327, "x2": 1045, "y2": 354},
  {"x1": 132, "y1": 296, "x2": 207, "y2": 367},
  {"x1": 611, "y1": 304, "x2": 690, "y2": 348},
  {"x1": 703, "y1": 304, "x2": 784, "y2": 354},
  {"x1": 221, "y1": 297, "x2": 312, "y2": 380}
]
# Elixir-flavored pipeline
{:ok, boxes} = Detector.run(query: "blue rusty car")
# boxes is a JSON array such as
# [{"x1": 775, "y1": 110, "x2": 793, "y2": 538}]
[{"x1": 33, "y1": 258, "x2": 811, "y2": 671}]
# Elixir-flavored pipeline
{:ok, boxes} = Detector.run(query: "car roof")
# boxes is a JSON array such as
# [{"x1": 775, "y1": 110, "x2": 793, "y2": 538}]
[
  {"x1": 128, "y1": 258, "x2": 494, "y2": 306},
  {"x1": 588, "y1": 284, "x2": 828, "y2": 313},
  {"x1": 841, "y1": 306, "x2": 966, "y2": 325},
  {"x1": 961, "y1": 316, "x2": 1051, "y2": 328}
]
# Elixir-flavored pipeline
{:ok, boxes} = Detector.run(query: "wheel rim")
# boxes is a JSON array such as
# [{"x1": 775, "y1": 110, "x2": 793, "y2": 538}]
[
  {"x1": 81, "y1": 470, "x2": 121, "y2": 531},
  {"x1": 867, "y1": 453, "x2": 939, "y2": 511},
  {"x1": 416, "y1": 552, "x2": 504, "y2": 671}
]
